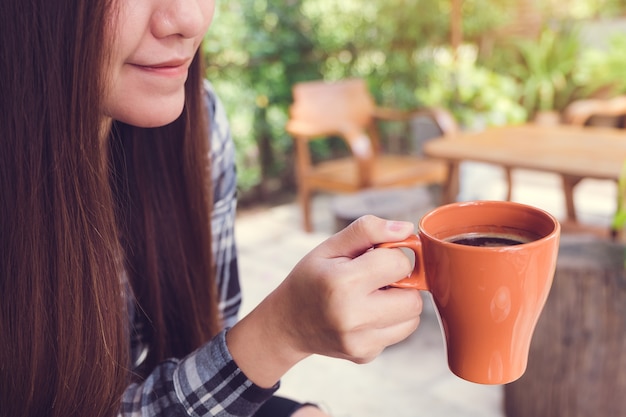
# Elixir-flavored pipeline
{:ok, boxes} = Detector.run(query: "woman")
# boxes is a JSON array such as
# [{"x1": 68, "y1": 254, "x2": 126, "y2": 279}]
[{"x1": 0, "y1": 0, "x2": 423, "y2": 416}]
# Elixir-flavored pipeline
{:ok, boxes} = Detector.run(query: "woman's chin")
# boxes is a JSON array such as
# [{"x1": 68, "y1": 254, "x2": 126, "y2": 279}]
[
  {"x1": 116, "y1": 107, "x2": 184, "y2": 128},
  {"x1": 105, "y1": 93, "x2": 186, "y2": 128}
]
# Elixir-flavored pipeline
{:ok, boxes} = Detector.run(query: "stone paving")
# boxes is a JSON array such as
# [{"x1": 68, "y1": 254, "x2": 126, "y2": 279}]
[{"x1": 234, "y1": 163, "x2": 616, "y2": 417}]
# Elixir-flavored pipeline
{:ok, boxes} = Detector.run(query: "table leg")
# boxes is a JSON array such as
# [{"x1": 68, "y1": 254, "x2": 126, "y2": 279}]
[
  {"x1": 504, "y1": 167, "x2": 513, "y2": 201},
  {"x1": 441, "y1": 161, "x2": 459, "y2": 204},
  {"x1": 561, "y1": 174, "x2": 583, "y2": 224}
]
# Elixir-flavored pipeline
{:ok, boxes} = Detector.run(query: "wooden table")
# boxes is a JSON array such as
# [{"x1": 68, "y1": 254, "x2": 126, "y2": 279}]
[{"x1": 424, "y1": 124, "x2": 626, "y2": 231}]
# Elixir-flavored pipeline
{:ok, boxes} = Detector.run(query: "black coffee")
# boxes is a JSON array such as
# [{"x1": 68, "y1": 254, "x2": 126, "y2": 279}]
[{"x1": 446, "y1": 232, "x2": 532, "y2": 247}]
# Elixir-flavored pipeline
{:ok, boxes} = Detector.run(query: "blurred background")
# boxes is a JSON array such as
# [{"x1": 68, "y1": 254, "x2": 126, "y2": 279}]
[
  {"x1": 202, "y1": 0, "x2": 626, "y2": 206},
  {"x1": 203, "y1": 3, "x2": 626, "y2": 416}
]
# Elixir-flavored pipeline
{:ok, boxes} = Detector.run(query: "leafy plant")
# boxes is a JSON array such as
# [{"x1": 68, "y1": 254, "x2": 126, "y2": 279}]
[
  {"x1": 575, "y1": 34, "x2": 626, "y2": 98},
  {"x1": 508, "y1": 25, "x2": 582, "y2": 116},
  {"x1": 203, "y1": 0, "x2": 626, "y2": 199},
  {"x1": 204, "y1": 0, "x2": 519, "y2": 196},
  {"x1": 415, "y1": 45, "x2": 527, "y2": 129}
]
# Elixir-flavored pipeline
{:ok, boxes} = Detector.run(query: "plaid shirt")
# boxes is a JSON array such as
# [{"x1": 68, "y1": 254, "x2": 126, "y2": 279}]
[{"x1": 119, "y1": 81, "x2": 278, "y2": 417}]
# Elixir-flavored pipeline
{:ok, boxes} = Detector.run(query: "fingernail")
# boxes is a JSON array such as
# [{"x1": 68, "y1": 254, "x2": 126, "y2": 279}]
[{"x1": 386, "y1": 220, "x2": 413, "y2": 232}]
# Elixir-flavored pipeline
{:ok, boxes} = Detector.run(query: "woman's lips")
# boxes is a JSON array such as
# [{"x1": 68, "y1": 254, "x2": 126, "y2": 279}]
[{"x1": 130, "y1": 59, "x2": 190, "y2": 77}]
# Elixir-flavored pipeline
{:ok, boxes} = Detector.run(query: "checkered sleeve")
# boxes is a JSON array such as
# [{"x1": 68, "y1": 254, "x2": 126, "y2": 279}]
[
  {"x1": 205, "y1": 80, "x2": 242, "y2": 329},
  {"x1": 120, "y1": 330, "x2": 278, "y2": 417},
  {"x1": 118, "y1": 81, "x2": 278, "y2": 416}
]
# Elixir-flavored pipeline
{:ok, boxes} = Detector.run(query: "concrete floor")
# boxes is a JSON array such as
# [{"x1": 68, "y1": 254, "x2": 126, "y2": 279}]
[{"x1": 234, "y1": 163, "x2": 617, "y2": 417}]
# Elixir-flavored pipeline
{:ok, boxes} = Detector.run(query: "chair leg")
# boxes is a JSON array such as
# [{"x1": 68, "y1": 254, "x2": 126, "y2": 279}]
[
  {"x1": 441, "y1": 161, "x2": 459, "y2": 204},
  {"x1": 561, "y1": 174, "x2": 583, "y2": 224},
  {"x1": 299, "y1": 186, "x2": 313, "y2": 233},
  {"x1": 504, "y1": 167, "x2": 513, "y2": 201}
]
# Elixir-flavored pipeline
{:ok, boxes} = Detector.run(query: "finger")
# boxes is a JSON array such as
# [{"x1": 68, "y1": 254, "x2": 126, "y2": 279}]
[
  {"x1": 339, "y1": 245, "x2": 414, "y2": 291},
  {"x1": 328, "y1": 287, "x2": 422, "y2": 351},
  {"x1": 319, "y1": 215, "x2": 415, "y2": 259},
  {"x1": 365, "y1": 287, "x2": 424, "y2": 328},
  {"x1": 369, "y1": 317, "x2": 422, "y2": 352},
  {"x1": 337, "y1": 317, "x2": 422, "y2": 364}
]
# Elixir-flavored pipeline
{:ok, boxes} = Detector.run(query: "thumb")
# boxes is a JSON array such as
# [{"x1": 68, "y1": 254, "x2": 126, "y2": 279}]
[{"x1": 319, "y1": 215, "x2": 415, "y2": 259}]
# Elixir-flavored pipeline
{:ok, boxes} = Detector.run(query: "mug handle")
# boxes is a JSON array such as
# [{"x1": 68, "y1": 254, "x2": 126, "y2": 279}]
[{"x1": 377, "y1": 235, "x2": 429, "y2": 291}]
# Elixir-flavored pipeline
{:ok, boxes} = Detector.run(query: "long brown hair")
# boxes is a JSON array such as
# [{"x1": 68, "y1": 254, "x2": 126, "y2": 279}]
[
  {"x1": 0, "y1": 0, "x2": 219, "y2": 416},
  {"x1": 110, "y1": 52, "x2": 221, "y2": 377}
]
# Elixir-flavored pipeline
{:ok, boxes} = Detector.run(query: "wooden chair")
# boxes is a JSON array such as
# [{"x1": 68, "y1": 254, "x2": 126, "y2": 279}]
[
  {"x1": 558, "y1": 96, "x2": 626, "y2": 230},
  {"x1": 285, "y1": 78, "x2": 458, "y2": 232},
  {"x1": 562, "y1": 95, "x2": 626, "y2": 128}
]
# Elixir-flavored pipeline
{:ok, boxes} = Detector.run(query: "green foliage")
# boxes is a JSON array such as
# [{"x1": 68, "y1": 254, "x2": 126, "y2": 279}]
[
  {"x1": 204, "y1": 0, "x2": 322, "y2": 191},
  {"x1": 507, "y1": 25, "x2": 583, "y2": 115},
  {"x1": 575, "y1": 34, "x2": 626, "y2": 98},
  {"x1": 562, "y1": 0, "x2": 626, "y2": 19},
  {"x1": 415, "y1": 46, "x2": 527, "y2": 128},
  {"x1": 203, "y1": 0, "x2": 626, "y2": 197},
  {"x1": 204, "y1": 0, "x2": 516, "y2": 194}
]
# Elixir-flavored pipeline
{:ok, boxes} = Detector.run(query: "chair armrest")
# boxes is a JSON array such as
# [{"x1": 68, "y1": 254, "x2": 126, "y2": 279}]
[
  {"x1": 563, "y1": 99, "x2": 602, "y2": 126},
  {"x1": 411, "y1": 107, "x2": 459, "y2": 136},
  {"x1": 287, "y1": 118, "x2": 376, "y2": 186},
  {"x1": 343, "y1": 130, "x2": 376, "y2": 186},
  {"x1": 373, "y1": 105, "x2": 459, "y2": 137},
  {"x1": 563, "y1": 95, "x2": 626, "y2": 126},
  {"x1": 287, "y1": 120, "x2": 375, "y2": 159},
  {"x1": 286, "y1": 120, "x2": 332, "y2": 138},
  {"x1": 371, "y1": 106, "x2": 415, "y2": 121}
]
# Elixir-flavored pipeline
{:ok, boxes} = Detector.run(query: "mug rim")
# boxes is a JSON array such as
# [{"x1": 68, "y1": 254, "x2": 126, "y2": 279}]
[{"x1": 418, "y1": 200, "x2": 561, "y2": 250}]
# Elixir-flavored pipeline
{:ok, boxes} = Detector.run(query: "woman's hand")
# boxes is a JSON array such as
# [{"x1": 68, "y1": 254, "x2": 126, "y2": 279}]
[{"x1": 226, "y1": 215, "x2": 423, "y2": 388}]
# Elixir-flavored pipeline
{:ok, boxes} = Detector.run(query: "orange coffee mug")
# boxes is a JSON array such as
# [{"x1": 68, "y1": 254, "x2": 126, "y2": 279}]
[{"x1": 380, "y1": 200, "x2": 560, "y2": 384}]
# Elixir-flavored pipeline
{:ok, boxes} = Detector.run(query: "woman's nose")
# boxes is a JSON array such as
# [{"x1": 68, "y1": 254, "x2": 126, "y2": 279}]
[{"x1": 151, "y1": 0, "x2": 212, "y2": 39}]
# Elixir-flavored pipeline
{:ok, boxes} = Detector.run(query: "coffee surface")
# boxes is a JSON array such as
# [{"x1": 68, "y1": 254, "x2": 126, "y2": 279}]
[{"x1": 446, "y1": 232, "x2": 535, "y2": 247}]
